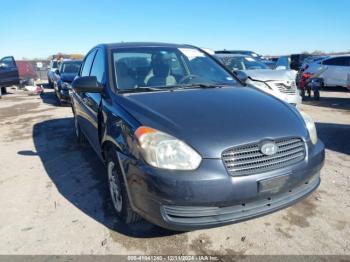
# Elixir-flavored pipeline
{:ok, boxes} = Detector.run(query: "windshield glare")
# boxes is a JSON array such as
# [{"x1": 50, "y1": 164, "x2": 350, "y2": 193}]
[
  {"x1": 219, "y1": 56, "x2": 269, "y2": 70},
  {"x1": 112, "y1": 47, "x2": 237, "y2": 90}
]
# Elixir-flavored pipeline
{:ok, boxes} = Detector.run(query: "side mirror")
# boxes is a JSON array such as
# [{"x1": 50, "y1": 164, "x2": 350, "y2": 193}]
[
  {"x1": 275, "y1": 65, "x2": 287, "y2": 70},
  {"x1": 234, "y1": 70, "x2": 249, "y2": 83},
  {"x1": 72, "y1": 76, "x2": 103, "y2": 93}
]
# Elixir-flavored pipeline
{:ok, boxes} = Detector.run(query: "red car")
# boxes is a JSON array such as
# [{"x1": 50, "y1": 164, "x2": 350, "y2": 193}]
[{"x1": 15, "y1": 60, "x2": 38, "y2": 86}]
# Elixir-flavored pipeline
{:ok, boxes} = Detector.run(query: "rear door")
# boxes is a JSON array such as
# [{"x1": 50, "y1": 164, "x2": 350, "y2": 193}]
[{"x1": 0, "y1": 56, "x2": 19, "y2": 87}]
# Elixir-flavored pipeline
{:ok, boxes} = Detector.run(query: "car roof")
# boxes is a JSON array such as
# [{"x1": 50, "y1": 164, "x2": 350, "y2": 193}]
[{"x1": 99, "y1": 42, "x2": 196, "y2": 50}]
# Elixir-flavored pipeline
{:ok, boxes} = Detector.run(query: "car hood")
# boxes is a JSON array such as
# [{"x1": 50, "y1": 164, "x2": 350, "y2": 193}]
[
  {"x1": 243, "y1": 69, "x2": 296, "y2": 82},
  {"x1": 60, "y1": 73, "x2": 77, "y2": 83},
  {"x1": 118, "y1": 87, "x2": 307, "y2": 158}
]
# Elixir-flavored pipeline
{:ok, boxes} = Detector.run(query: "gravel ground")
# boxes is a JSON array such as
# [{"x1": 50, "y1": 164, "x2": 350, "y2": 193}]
[{"x1": 0, "y1": 86, "x2": 349, "y2": 256}]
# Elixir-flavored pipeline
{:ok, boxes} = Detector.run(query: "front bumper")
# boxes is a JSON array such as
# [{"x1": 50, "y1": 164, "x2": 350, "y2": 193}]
[
  {"x1": 284, "y1": 93, "x2": 302, "y2": 105},
  {"x1": 119, "y1": 140, "x2": 324, "y2": 231}
]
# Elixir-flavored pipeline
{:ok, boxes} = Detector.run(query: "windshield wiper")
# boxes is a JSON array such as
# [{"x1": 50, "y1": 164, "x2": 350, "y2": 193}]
[
  {"x1": 118, "y1": 86, "x2": 166, "y2": 93},
  {"x1": 179, "y1": 83, "x2": 230, "y2": 89},
  {"x1": 119, "y1": 83, "x2": 232, "y2": 93}
]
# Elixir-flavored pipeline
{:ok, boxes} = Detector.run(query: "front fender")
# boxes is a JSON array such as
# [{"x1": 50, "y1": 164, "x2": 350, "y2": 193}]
[{"x1": 100, "y1": 97, "x2": 141, "y2": 160}]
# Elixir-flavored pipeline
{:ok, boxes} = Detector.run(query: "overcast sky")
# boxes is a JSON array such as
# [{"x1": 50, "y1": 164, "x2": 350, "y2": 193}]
[{"x1": 1, "y1": 0, "x2": 349, "y2": 59}]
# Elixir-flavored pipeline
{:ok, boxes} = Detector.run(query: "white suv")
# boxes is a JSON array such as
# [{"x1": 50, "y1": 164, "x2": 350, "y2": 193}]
[
  {"x1": 216, "y1": 54, "x2": 301, "y2": 105},
  {"x1": 304, "y1": 55, "x2": 350, "y2": 88}
]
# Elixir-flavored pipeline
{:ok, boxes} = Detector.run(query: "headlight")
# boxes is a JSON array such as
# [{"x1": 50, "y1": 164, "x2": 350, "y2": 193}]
[
  {"x1": 299, "y1": 111, "x2": 317, "y2": 144},
  {"x1": 251, "y1": 80, "x2": 271, "y2": 90},
  {"x1": 135, "y1": 126, "x2": 202, "y2": 170}
]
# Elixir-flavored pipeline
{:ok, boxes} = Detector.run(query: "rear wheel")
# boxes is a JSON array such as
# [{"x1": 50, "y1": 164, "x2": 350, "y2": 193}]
[{"x1": 107, "y1": 151, "x2": 141, "y2": 224}]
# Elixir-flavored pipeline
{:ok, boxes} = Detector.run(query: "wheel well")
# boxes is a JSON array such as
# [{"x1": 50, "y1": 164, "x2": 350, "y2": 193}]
[{"x1": 101, "y1": 141, "x2": 115, "y2": 163}]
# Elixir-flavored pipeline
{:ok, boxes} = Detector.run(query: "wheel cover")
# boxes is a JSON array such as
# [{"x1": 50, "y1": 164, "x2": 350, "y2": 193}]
[{"x1": 107, "y1": 161, "x2": 123, "y2": 213}]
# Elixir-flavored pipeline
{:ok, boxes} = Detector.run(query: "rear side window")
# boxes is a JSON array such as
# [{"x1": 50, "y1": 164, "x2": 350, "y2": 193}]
[
  {"x1": 323, "y1": 57, "x2": 350, "y2": 66},
  {"x1": 90, "y1": 50, "x2": 105, "y2": 84},
  {"x1": 81, "y1": 50, "x2": 96, "y2": 76}
]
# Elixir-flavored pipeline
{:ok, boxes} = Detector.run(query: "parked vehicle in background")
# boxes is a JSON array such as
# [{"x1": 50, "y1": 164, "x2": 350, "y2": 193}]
[
  {"x1": 275, "y1": 54, "x2": 311, "y2": 71},
  {"x1": 299, "y1": 56, "x2": 329, "y2": 72},
  {"x1": 290, "y1": 54, "x2": 311, "y2": 71},
  {"x1": 267, "y1": 56, "x2": 280, "y2": 63},
  {"x1": 70, "y1": 42, "x2": 324, "y2": 231},
  {"x1": 215, "y1": 50, "x2": 275, "y2": 68},
  {"x1": 300, "y1": 55, "x2": 350, "y2": 89},
  {"x1": 47, "y1": 59, "x2": 59, "y2": 87},
  {"x1": 15, "y1": 60, "x2": 38, "y2": 87},
  {"x1": 215, "y1": 54, "x2": 301, "y2": 105},
  {"x1": 0, "y1": 56, "x2": 19, "y2": 98},
  {"x1": 53, "y1": 60, "x2": 82, "y2": 104},
  {"x1": 216, "y1": 50, "x2": 266, "y2": 60},
  {"x1": 275, "y1": 55, "x2": 291, "y2": 70}
]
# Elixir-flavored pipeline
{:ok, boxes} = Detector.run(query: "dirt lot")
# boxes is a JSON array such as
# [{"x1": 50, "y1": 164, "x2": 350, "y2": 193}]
[{"x1": 0, "y1": 86, "x2": 349, "y2": 255}]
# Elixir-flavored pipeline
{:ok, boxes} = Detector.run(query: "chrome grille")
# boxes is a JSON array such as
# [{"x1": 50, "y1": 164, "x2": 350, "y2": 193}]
[
  {"x1": 222, "y1": 137, "x2": 306, "y2": 176},
  {"x1": 273, "y1": 82, "x2": 297, "y2": 94}
]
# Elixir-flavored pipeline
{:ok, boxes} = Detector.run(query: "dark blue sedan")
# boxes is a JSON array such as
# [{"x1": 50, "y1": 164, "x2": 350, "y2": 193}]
[
  {"x1": 70, "y1": 42, "x2": 324, "y2": 231},
  {"x1": 54, "y1": 60, "x2": 82, "y2": 104}
]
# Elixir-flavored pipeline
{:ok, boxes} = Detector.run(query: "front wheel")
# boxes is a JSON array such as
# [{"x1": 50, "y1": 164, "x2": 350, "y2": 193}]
[{"x1": 107, "y1": 152, "x2": 141, "y2": 224}]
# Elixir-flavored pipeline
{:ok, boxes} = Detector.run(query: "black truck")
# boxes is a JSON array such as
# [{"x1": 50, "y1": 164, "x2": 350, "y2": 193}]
[{"x1": 0, "y1": 56, "x2": 19, "y2": 98}]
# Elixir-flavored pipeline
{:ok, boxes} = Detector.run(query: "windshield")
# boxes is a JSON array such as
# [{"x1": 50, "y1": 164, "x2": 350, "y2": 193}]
[
  {"x1": 60, "y1": 62, "x2": 81, "y2": 74},
  {"x1": 219, "y1": 56, "x2": 269, "y2": 70},
  {"x1": 112, "y1": 47, "x2": 238, "y2": 91}
]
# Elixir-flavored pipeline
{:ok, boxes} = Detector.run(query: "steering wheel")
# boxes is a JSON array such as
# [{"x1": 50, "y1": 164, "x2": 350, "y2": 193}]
[{"x1": 178, "y1": 74, "x2": 199, "y2": 84}]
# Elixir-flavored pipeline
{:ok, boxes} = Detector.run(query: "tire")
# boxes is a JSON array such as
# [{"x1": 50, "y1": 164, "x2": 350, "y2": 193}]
[
  {"x1": 314, "y1": 90, "x2": 320, "y2": 100},
  {"x1": 307, "y1": 89, "x2": 311, "y2": 97},
  {"x1": 107, "y1": 151, "x2": 141, "y2": 224},
  {"x1": 74, "y1": 115, "x2": 86, "y2": 144},
  {"x1": 48, "y1": 78, "x2": 53, "y2": 88}
]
